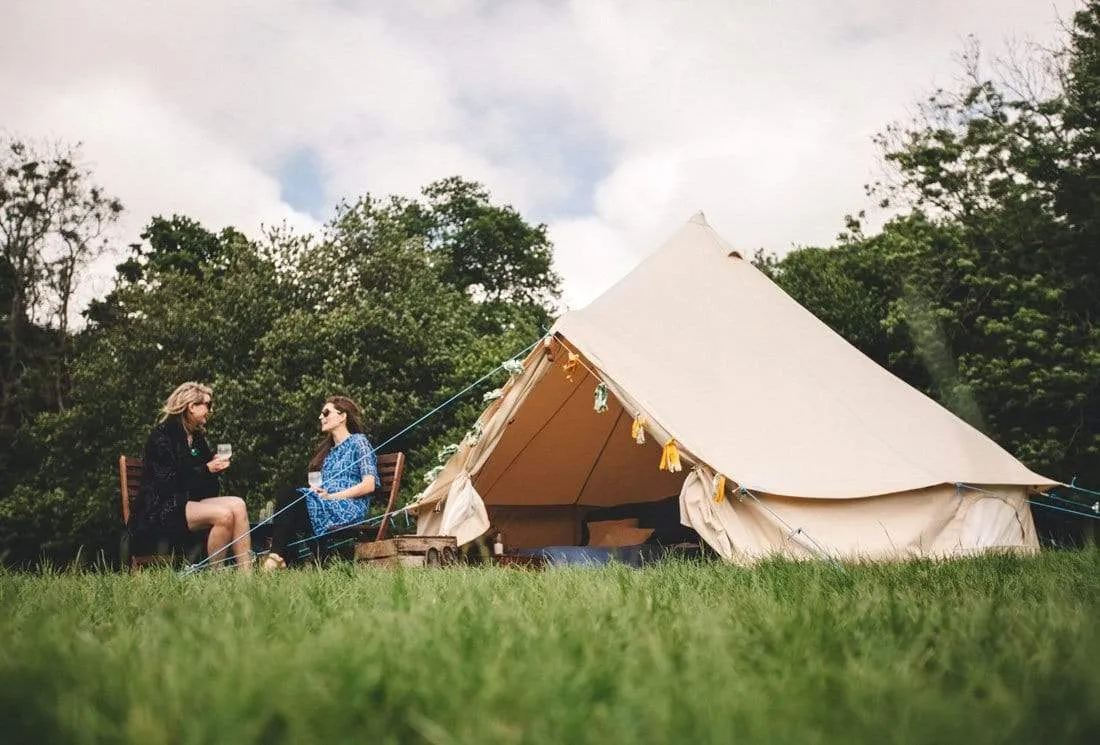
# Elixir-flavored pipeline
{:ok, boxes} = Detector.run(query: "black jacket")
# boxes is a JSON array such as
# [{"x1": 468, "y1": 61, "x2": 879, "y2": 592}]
[{"x1": 129, "y1": 417, "x2": 220, "y2": 542}]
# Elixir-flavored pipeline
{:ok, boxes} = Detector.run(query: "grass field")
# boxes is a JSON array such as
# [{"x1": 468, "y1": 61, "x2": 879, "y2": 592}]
[{"x1": 1, "y1": 550, "x2": 1098, "y2": 745}]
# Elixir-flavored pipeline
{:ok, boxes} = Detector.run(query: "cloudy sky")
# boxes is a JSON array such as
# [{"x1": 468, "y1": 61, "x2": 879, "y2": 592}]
[{"x1": 2, "y1": 0, "x2": 1076, "y2": 311}]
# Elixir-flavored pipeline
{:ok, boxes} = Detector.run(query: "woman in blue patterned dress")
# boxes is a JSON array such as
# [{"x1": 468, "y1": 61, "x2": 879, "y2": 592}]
[{"x1": 263, "y1": 395, "x2": 379, "y2": 568}]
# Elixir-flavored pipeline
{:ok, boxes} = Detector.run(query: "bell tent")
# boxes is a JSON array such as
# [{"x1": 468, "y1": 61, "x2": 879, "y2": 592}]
[{"x1": 411, "y1": 213, "x2": 1054, "y2": 563}]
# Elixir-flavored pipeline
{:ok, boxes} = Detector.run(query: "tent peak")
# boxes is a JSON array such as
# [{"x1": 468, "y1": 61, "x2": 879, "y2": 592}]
[{"x1": 685, "y1": 211, "x2": 742, "y2": 259}]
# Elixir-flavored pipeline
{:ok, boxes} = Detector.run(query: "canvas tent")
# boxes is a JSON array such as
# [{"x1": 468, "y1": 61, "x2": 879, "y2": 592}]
[{"x1": 411, "y1": 213, "x2": 1055, "y2": 563}]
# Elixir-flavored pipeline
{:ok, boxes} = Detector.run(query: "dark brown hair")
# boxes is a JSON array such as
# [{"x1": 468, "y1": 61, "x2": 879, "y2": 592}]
[{"x1": 308, "y1": 395, "x2": 367, "y2": 470}]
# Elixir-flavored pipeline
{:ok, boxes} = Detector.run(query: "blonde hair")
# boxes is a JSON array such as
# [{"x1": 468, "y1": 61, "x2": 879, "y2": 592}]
[{"x1": 159, "y1": 381, "x2": 214, "y2": 426}]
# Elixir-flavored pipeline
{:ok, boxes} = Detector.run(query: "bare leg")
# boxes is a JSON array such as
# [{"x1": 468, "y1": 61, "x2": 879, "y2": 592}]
[
  {"x1": 201, "y1": 496, "x2": 253, "y2": 572},
  {"x1": 186, "y1": 497, "x2": 252, "y2": 571},
  {"x1": 186, "y1": 500, "x2": 234, "y2": 567}
]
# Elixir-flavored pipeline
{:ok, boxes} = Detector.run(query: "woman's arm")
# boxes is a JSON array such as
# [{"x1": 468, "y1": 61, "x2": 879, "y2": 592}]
[
  {"x1": 327, "y1": 477, "x2": 376, "y2": 501},
  {"x1": 324, "y1": 435, "x2": 378, "y2": 500}
]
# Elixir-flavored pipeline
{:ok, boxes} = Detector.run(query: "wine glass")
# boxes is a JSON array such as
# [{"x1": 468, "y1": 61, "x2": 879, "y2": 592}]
[
  {"x1": 216, "y1": 443, "x2": 232, "y2": 460},
  {"x1": 308, "y1": 471, "x2": 323, "y2": 490}
]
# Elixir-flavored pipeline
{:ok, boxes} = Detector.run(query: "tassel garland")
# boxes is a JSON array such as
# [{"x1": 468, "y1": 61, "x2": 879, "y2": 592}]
[
  {"x1": 659, "y1": 440, "x2": 682, "y2": 473},
  {"x1": 562, "y1": 352, "x2": 579, "y2": 381},
  {"x1": 593, "y1": 382, "x2": 609, "y2": 413},
  {"x1": 631, "y1": 414, "x2": 647, "y2": 445},
  {"x1": 713, "y1": 474, "x2": 727, "y2": 503}
]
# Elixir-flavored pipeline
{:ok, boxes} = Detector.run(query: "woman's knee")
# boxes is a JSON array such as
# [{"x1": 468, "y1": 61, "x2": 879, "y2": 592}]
[{"x1": 210, "y1": 507, "x2": 235, "y2": 529}]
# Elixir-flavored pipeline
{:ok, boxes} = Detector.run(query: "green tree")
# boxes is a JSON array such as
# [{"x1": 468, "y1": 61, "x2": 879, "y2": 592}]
[
  {"x1": 0, "y1": 137, "x2": 121, "y2": 435},
  {"x1": 763, "y1": 4, "x2": 1100, "y2": 492},
  {"x1": 420, "y1": 177, "x2": 560, "y2": 310},
  {"x1": 3, "y1": 178, "x2": 560, "y2": 565}
]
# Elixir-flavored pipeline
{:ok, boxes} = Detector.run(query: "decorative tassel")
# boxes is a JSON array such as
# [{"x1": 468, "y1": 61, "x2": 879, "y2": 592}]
[
  {"x1": 631, "y1": 414, "x2": 647, "y2": 445},
  {"x1": 562, "y1": 352, "x2": 579, "y2": 381},
  {"x1": 502, "y1": 359, "x2": 524, "y2": 377},
  {"x1": 423, "y1": 465, "x2": 445, "y2": 485},
  {"x1": 659, "y1": 440, "x2": 682, "y2": 473},
  {"x1": 482, "y1": 388, "x2": 503, "y2": 402},
  {"x1": 593, "y1": 382, "x2": 609, "y2": 413},
  {"x1": 713, "y1": 474, "x2": 727, "y2": 503},
  {"x1": 437, "y1": 443, "x2": 459, "y2": 464}
]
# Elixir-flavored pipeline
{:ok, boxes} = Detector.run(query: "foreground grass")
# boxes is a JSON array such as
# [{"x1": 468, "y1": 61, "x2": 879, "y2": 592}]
[{"x1": 0, "y1": 551, "x2": 1098, "y2": 745}]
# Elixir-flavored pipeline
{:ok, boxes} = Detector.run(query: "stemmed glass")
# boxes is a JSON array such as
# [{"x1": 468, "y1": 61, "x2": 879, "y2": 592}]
[{"x1": 216, "y1": 443, "x2": 233, "y2": 460}]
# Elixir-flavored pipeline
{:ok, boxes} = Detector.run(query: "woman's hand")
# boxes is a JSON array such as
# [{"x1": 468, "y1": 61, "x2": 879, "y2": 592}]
[
  {"x1": 206, "y1": 458, "x2": 230, "y2": 474},
  {"x1": 313, "y1": 487, "x2": 332, "y2": 500}
]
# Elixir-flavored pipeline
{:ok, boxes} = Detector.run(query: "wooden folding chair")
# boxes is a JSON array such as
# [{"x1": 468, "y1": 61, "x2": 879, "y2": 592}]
[
  {"x1": 321, "y1": 452, "x2": 407, "y2": 557},
  {"x1": 118, "y1": 456, "x2": 172, "y2": 570},
  {"x1": 370, "y1": 452, "x2": 407, "y2": 542},
  {"x1": 118, "y1": 455, "x2": 205, "y2": 570}
]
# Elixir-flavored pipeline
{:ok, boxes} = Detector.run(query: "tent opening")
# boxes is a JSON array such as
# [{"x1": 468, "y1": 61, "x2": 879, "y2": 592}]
[{"x1": 468, "y1": 358, "x2": 701, "y2": 559}]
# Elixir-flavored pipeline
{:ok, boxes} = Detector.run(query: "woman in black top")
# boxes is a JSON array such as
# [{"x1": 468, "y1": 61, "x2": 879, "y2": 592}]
[{"x1": 128, "y1": 382, "x2": 252, "y2": 571}]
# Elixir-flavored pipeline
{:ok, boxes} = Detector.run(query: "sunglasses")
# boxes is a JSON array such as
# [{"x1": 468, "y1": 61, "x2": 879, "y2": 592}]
[{"x1": 320, "y1": 407, "x2": 341, "y2": 419}]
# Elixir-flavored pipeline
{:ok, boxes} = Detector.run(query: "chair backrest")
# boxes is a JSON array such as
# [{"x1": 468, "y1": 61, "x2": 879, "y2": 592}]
[
  {"x1": 119, "y1": 455, "x2": 144, "y2": 526},
  {"x1": 375, "y1": 452, "x2": 406, "y2": 542}
]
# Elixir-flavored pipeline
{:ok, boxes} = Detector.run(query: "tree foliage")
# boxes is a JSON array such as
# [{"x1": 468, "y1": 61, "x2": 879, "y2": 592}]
[
  {"x1": 762, "y1": 4, "x2": 1100, "y2": 503},
  {"x1": 0, "y1": 137, "x2": 121, "y2": 452},
  {"x1": 1, "y1": 178, "x2": 558, "y2": 565}
]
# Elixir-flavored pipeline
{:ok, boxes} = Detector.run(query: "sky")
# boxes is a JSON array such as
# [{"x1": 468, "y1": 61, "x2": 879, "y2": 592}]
[{"x1": 1, "y1": 0, "x2": 1078, "y2": 313}]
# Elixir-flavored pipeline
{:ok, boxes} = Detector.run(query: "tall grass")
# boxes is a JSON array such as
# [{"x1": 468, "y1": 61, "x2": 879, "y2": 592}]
[{"x1": 1, "y1": 550, "x2": 1098, "y2": 744}]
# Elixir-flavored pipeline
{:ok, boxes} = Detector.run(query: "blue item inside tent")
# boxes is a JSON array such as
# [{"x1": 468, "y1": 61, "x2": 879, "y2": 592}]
[{"x1": 517, "y1": 544, "x2": 681, "y2": 567}]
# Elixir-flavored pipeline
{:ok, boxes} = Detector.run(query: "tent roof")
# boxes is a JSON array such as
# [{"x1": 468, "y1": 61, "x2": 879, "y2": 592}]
[{"x1": 548, "y1": 212, "x2": 1053, "y2": 498}]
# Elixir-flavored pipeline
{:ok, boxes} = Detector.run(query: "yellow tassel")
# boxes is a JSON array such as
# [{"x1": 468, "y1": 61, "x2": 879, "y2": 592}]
[
  {"x1": 562, "y1": 352, "x2": 579, "y2": 381},
  {"x1": 659, "y1": 440, "x2": 682, "y2": 473},
  {"x1": 631, "y1": 414, "x2": 647, "y2": 445},
  {"x1": 713, "y1": 474, "x2": 727, "y2": 503}
]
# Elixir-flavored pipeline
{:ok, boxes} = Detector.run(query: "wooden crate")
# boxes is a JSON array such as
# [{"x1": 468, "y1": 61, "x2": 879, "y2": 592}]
[{"x1": 355, "y1": 535, "x2": 459, "y2": 568}]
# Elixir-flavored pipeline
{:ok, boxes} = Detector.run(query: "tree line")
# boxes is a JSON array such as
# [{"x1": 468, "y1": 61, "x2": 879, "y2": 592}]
[
  {"x1": 2, "y1": 3, "x2": 1098, "y2": 564},
  {"x1": 757, "y1": 4, "x2": 1100, "y2": 542},
  {"x1": 0, "y1": 171, "x2": 560, "y2": 564}
]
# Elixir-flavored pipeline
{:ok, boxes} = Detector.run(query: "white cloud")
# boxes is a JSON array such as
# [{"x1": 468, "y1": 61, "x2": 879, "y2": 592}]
[
  {"x1": 549, "y1": 0, "x2": 1078, "y2": 306},
  {"x1": 0, "y1": 0, "x2": 1079, "y2": 313}
]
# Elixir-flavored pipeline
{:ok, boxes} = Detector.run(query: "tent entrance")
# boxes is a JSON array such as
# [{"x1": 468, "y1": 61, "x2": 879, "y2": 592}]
[
  {"x1": 485, "y1": 495, "x2": 702, "y2": 553},
  {"x1": 471, "y1": 356, "x2": 692, "y2": 550}
]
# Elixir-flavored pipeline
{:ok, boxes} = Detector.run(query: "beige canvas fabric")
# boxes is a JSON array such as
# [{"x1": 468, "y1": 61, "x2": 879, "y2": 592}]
[
  {"x1": 555, "y1": 213, "x2": 1053, "y2": 498},
  {"x1": 412, "y1": 213, "x2": 1053, "y2": 559},
  {"x1": 679, "y1": 466, "x2": 1038, "y2": 563}
]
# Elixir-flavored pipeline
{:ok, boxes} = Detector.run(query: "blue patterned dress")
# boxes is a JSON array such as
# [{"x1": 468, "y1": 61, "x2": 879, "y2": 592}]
[{"x1": 300, "y1": 433, "x2": 379, "y2": 534}]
